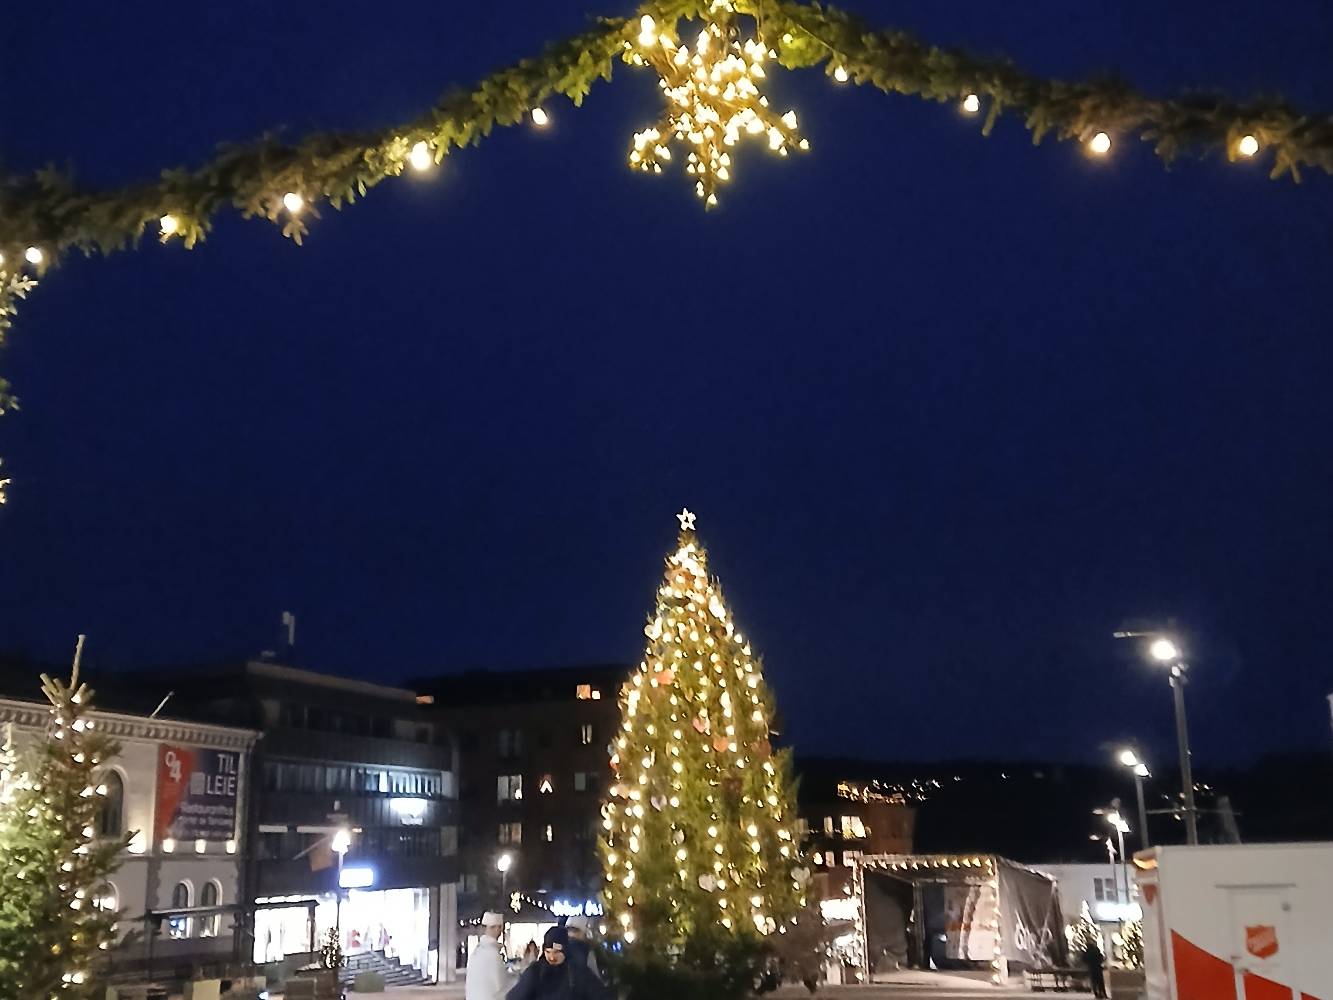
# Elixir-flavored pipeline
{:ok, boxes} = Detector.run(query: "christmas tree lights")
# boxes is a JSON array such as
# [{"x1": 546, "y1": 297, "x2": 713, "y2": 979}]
[
  {"x1": 0, "y1": 637, "x2": 130, "y2": 999},
  {"x1": 600, "y1": 510, "x2": 808, "y2": 948}
]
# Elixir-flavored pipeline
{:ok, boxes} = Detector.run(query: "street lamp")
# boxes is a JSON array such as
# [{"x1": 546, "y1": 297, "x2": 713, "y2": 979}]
[
  {"x1": 1096, "y1": 802, "x2": 1132, "y2": 908},
  {"x1": 496, "y1": 852, "x2": 513, "y2": 896},
  {"x1": 331, "y1": 828, "x2": 352, "y2": 946},
  {"x1": 1115, "y1": 631, "x2": 1200, "y2": 845},
  {"x1": 1117, "y1": 749, "x2": 1152, "y2": 848}
]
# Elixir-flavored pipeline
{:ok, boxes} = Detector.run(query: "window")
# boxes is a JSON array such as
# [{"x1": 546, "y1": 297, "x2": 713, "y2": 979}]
[
  {"x1": 544, "y1": 825, "x2": 554, "y2": 843},
  {"x1": 796, "y1": 817, "x2": 810, "y2": 836},
  {"x1": 96, "y1": 770, "x2": 124, "y2": 837},
  {"x1": 579, "y1": 724, "x2": 594, "y2": 746},
  {"x1": 539, "y1": 774, "x2": 554, "y2": 794},
  {"x1": 842, "y1": 850, "x2": 860, "y2": 867},
  {"x1": 823, "y1": 817, "x2": 835, "y2": 835},
  {"x1": 199, "y1": 881, "x2": 221, "y2": 937},
  {"x1": 573, "y1": 771, "x2": 589, "y2": 792},
  {"x1": 498, "y1": 728, "x2": 524, "y2": 758},
  {"x1": 1094, "y1": 877, "x2": 1118, "y2": 903},
  {"x1": 840, "y1": 815, "x2": 867, "y2": 839},
  {"x1": 497, "y1": 774, "x2": 523, "y2": 803},
  {"x1": 575, "y1": 684, "x2": 603, "y2": 701},
  {"x1": 461, "y1": 872, "x2": 479, "y2": 894},
  {"x1": 93, "y1": 881, "x2": 118, "y2": 915},
  {"x1": 499, "y1": 822, "x2": 522, "y2": 845},
  {"x1": 812, "y1": 852, "x2": 824, "y2": 866},
  {"x1": 168, "y1": 882, "x2": 192, "y2": 939}
]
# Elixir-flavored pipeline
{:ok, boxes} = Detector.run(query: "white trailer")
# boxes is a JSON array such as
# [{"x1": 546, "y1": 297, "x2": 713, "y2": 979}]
[{"x1": 1135, "y1": 842, "x2": 1333, "y2": 1000}]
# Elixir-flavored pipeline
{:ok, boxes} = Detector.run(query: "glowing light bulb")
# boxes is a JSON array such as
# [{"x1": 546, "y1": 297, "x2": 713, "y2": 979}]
[
  {"x1": 531, "y1": 107, "x2": 550, "y2": 127},
  {"x1": 160, "y1": 214, "x2": 180, "y2": 236},
  {"x1": 833, "y1": 66, "x2": 849, "y2": 83},
  {"x1": 1088, "y1": 132, "x2": 1112, "y2": 155},
  {"x1": 282, "y1": 192, "x2": 304, "y2": 213},
  {"x1": 24, "y1": 247, "x2": 43, "y2": 265},
  {"x1": 638, "y1": 14, "x2": 657, "y2": 46},
  {"x1": 409, "y1": 141, "x2": 433, "y2": 171},
  {"x1": 1238, "y1": 134, "x2": 1259, "y2": 157},
  {"x1": 962, "y1": 93, "x2": 981, "y2": 114}
]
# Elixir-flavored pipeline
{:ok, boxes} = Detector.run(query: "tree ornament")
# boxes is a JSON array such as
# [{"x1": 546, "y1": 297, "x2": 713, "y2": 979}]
[
  {"x1": 698, "y1": 873, "x2": 717, "y2": 891},
  {"x1": 712, "y1": 734, "x2": 730, "y2": 753},
  {"x1": 627, "y1": 3, "x2": 806, "y2": 207}
]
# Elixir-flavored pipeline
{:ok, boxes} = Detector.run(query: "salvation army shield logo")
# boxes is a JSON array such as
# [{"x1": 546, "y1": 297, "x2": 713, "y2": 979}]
[{"x1": 1245, "y1": 925, "x2": 1278, "y2": 960}]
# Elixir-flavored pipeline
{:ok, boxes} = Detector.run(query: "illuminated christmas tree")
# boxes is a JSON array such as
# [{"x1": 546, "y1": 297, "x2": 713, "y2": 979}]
[
  {"x1": 601, "y1": 510, "x2": 809, "y2": 950},
  {"x1": 0, "y1": 638, "x2": 128, "y2": 998}
]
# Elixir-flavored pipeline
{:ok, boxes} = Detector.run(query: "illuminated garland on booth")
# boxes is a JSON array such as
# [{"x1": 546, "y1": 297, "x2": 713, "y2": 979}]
[{"x1": 2, "y1": 0, "x2": 1332, "y2": 501}]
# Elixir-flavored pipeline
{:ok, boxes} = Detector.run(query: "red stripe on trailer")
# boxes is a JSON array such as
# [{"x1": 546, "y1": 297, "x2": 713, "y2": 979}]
[
  {"x1": 1243, "y1": 971, "x2": 1293, "y2": 1000},
  {"x1": 1171, "y1": 931, "x2": 1237, "y2": 1000}
]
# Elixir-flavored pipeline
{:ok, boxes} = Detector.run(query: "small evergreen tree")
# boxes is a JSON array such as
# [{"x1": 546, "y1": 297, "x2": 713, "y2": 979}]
[
  {"x1": 0, "y1": 637, "x2": 129, "y2": 999},
  {"x1": 1067, "y1": 900, "x2": 1103, "y2": 957},
  {"x1": 1119, "y1": 917, "x2": 1143, "y2": 970},
  {"x1": 601, "y1": 511, "x2": 809, "y2": 958}
]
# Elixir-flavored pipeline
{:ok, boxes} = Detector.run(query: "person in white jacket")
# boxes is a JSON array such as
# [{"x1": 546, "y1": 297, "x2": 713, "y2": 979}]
[{"x1": 466, "y1": 911, "x2": 510, "y2": 1000}]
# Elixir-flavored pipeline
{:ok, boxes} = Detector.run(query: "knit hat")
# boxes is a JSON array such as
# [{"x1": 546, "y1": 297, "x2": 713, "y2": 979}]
[{"x1": 481, "y1": 911, "x2": 505, "y2": 927}]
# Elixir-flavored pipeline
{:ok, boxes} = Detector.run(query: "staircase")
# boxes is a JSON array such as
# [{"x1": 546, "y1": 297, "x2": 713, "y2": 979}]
[{"x1": 343, "y1": 949, "x2": 430, "y2": 989}]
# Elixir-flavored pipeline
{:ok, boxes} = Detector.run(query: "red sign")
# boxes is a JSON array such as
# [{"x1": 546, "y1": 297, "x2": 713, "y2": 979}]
[
  {"x1": 154, "y1": 744, "x2": 240, "y2": 842},
  {"x1": 1245, "y1": 925, "x2": 1279, "y2": 960}
]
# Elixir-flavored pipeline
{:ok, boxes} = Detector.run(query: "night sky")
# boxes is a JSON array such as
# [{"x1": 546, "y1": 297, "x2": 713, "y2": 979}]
[{"x1": 4, "y1": 0, "x2": 1332, "y2": 769}]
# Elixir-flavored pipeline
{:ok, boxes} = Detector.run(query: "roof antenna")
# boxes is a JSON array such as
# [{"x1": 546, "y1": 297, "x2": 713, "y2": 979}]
[
  {"x1": 281, "y1": 611, "x2": 297, "y2": 662},
  {"x1": 149, "y1": 691, "x2": 175, "y2": 719}
]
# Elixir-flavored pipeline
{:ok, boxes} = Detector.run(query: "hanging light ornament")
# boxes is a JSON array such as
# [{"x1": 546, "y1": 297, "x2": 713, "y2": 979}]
[{"x1": 627, "y1": 3, "x2": 807, "y2": 207}]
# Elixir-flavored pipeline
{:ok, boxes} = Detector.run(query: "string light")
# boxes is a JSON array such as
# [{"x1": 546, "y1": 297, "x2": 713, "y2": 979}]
[
  {"x1": 1088, "y1": 132, "x2": 1112, "y2": 156},
  {"x1": 530, "y1": 107, "x2": 550, "y2": 127},
  {"x1": 962, "y1": 93, "x2": 980, "y2": 114},
  {"x1": 24, "y1": 247, "x2": 43, "y2": 265},
  {"x1": 409, "y1": 141, "x2": 433, "y2": 171},
  {"x1": 1238, "y1": 134, "x2": 1260, "y2": 157},
  {"x1": 833, "y1": 66, "x2": 850, "y2": 83},
  {"x1": 282, "y1": 192, "x2": 305, "y2": 214},
  {"x1": 159, "y1": 214, "x2": 179, "y2": 237}
]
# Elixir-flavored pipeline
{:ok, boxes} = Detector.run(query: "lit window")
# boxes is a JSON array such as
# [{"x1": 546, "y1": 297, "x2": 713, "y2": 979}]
[
  {"x1": 539, "y1": 775, "x2": 554, "y2": 794},
  {"x1": 576, "y1": 684, "x2": 593, "y2": 700},
  {"x1": 168, "y1": 882, "x2": 192, "y2": 939},
  {"x1": 544, "y1": 825, "x2": 554, "y2": 843},
  {"x1": 499, "y1": 822, "x2": 522, "y2": 845},
  {"x1": 812, "y1": 852, "x2": 824, "y2": 866},
  {"x1": 842, "y1": 851, "x2": 860, "y2": 867},
  {"x1": 591, "y1": 689, "x2": 602, "y2": 700},
  {"x1": 96, "y1": 771, "x2": 124, "y2": 837},
  {"x1": 840, "y1": 815, "x2": 867, "y2": 839},
  {"x1": 823, "y1": 817, "x2": 834, "y2": 835},
  {"x1": 579, "y1": 724, "x2": 594, "y2": 746},
  {"x1": 200, "y1": 881, "x2": 221, "y2": 937},
  {"x1": 497, "y1": 775, "x2": 523, "y2": 803}
]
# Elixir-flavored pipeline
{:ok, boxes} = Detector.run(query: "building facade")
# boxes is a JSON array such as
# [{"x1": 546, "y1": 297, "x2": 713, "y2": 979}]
[
  {"x1": 796, "y1": 759, "x2": 917, "y2": 900},
  {"x1": 0, "y1": 694, "x2": 259, "y2": 972},
  {"x1": 1033, "y1": 861, "x2": 1141, "y2": 963},
  {"x1": 163, "y1": 661, "x2": 461, "y2": 982},
  {"x1": 417, "y1": 665, "x2": 627, "y2": 924}
]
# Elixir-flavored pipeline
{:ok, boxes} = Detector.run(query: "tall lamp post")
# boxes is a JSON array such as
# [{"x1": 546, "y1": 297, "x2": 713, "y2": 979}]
[
  {"x1": 1096, "y1": 802, "x2": 1132, "y2": 908},
  {"x1": 1116, "y1": 632, "x2": 1199, "y2": 845},
  {"x1": 1117, "y1": 749, "x2": 1152, "y2": 849},
  {"x1": 331, "y1": 828, "x2": 351, "y2": 947}
]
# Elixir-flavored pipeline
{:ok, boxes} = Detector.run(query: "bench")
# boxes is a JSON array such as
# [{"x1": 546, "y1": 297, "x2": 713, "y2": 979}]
[{"x1": 1026, "y1": 968, "x2": 1092, "y2": 992}]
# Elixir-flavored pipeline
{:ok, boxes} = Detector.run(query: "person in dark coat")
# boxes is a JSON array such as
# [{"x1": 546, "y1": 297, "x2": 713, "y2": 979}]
[
  {"x1": 507, "y1": 926, "x2": 607, "y2": 1000},
  {"x1": 1081, "y1": 942, "x2": 1107, "y2": 999}
]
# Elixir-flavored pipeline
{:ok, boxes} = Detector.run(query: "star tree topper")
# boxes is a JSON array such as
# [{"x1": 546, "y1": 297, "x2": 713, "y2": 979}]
[
  {"x1": 676, "y1": 507, "x2": 697, "y2": 531},
  {"x1": 628, "y1": 2, "x2": 807, "y2": 206}
]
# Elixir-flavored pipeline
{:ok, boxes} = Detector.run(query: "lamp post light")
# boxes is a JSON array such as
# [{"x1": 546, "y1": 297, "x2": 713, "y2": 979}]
[
  {"x1": 1115, "y1": 631, "x2": 1200, "y2": 845},
  {"x1": 497, "y1": 852, "x2": 513, "y2": 897},
  {"x1": 1117, "y1": 749, "x2": 1152, "y2": 849},
  {"x1": 331, "y1": 827, "x2": 352, "y2": 946},
  {"x1": 1096, "y1": 802, "x2": 1132, "y2": 908}
]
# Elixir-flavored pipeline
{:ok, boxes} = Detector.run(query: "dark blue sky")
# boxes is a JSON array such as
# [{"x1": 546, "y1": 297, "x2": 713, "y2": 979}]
[{"x1": 4, "y1": 0, "x2": 1332, "y2": 768}]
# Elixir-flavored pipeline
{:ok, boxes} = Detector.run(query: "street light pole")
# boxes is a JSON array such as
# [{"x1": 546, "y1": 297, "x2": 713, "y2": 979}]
[
  {"x1": 1168, "y1": 665, "x2": 1200, "y2": 845},
  {"x1": 331, "y1": 828, "x2": 351, "y2": 949},
  {"x1": 1120, "y1": 633, "x2": 1201, "y2": 846},
  {"x1": 1117, "y1": 749, "x2": 1152, "y2": 849}
]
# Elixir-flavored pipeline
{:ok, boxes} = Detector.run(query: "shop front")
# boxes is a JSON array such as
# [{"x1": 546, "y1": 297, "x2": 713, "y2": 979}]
[{"x1": 256, "y1": 886, "x2": 434, "y2": 975}]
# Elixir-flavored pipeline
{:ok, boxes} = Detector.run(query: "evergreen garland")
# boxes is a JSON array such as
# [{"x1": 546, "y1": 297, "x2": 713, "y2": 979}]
[
  {"x1": 0, "y1": 638, "x2": 130, "y2": 999},
  {"x1": 1, "y1": 0, "x2": 1330, "y2": 502}
]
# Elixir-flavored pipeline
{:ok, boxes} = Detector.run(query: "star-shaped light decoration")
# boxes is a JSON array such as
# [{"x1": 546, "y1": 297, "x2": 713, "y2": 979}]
[
  {"x1": 627, "y1": 3, "x2": 807, "y2": 206},
  {"x1": 677, "y1": 507, "x2": 698, "y2": 531}
]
